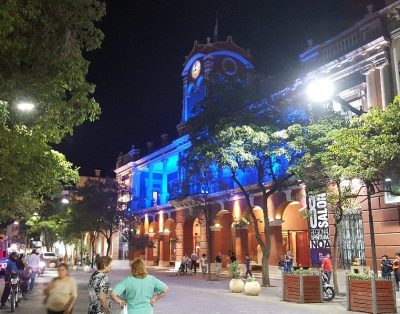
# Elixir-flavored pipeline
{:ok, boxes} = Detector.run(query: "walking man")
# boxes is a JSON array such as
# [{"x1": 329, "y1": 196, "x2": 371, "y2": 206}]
[
  {"x1": 200, "y1": 254, "x2": 207, "y2": 276},
  {"x1": 26, "y1": 249, "x2": 40, "y2": 292},
  {"x1": 190, "y1": 251, "x2": 198, "y2": 275},
  {"x1": 215, "y1": 253, "x2": 222, "y2": 277},
  {"x1": 321, "y1": 253, "x2": 333, "y2": 284},
  {"x1": 245, "y1": 253, "x2": 253, "y2": 278}
]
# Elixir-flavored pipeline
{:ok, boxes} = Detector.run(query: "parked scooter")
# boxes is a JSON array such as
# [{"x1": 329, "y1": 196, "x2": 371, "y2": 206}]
[{"x1": 322, "y1": 272, "x2": 335, "y2": 302}]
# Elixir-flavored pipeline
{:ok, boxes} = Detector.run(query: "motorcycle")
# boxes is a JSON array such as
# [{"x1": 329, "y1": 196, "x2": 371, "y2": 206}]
[
  {"x1": 9, "y1": 274, "x2": 23, "y2": 312},
  {"x1": 322, "y1": 272, "x2": 335, "y2": 302}
]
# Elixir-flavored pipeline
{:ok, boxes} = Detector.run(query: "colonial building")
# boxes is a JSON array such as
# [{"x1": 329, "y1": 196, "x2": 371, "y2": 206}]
[{"x1": 115, "y1": 0, "x2": 400, "y2": 271}]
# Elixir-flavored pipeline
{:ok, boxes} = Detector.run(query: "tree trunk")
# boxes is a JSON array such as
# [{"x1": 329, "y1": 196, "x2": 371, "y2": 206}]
[
  {"x1": 332, "y1": 225, "x2": 340, "y2": 294},
  {"x1": 90, "y1": 233, "x2": 96, "y2": 268},
  {"x1": 261, "y1": 247, "x2": 270, "y2": 287},
  {"x1": 367, "y1": 184, "x2": 378, "y2": 275},
  {"x1": 106, "y1": 238, "x2": 112, "y2": 256},
  {"x1": 204, "y1": 206, "x2": 212, "y2": 281}
]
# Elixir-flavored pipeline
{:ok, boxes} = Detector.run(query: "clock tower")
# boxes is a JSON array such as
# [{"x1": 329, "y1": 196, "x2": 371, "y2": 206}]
[{"x1": 177, "y1": 36, "x2": 254, "y2": 135}]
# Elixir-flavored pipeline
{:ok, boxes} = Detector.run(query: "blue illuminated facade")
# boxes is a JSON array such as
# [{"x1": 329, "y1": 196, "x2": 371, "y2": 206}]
[{"x1": 115, "y1": 36, "x2": 256, "y2": 211}]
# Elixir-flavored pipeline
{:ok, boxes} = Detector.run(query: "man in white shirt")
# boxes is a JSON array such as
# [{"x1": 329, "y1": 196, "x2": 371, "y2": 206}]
[
  {"x1": 190, "y1": 251, "x2": 198, "y2": 274},
  {"x1": 26, "y1": 249, "x2": 40, "y2": 291}
]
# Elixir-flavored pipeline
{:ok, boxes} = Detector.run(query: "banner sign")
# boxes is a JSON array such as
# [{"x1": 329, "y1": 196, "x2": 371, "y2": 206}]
[{"x1": 308, "y1": 193, "x2": 331, "y2": 266}]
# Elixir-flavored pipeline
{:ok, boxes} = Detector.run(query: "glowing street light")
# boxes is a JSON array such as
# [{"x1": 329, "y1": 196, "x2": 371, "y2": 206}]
[
  {"x1": 16, "y1": 102, "x2": 35, "y2": 112},
  {"x1": 306, "y1": 79, "x2": 334, "y2": 103},
  {"x1": 61, "y1": 197, "x2": 69, "y2": 204},
  {"x1": 306, "y1": 78, "x2": 364, "y2": 116}
]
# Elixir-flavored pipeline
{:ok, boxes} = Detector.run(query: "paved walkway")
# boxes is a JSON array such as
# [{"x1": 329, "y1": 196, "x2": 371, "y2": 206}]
[{"x1": 0, "y1": 265, "x2": 398, "y2": 313}]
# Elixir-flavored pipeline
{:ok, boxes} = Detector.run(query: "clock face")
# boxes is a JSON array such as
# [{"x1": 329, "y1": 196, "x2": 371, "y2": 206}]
[{"x1": 191, "y1": 60, "x2": 201, "y2": 79}]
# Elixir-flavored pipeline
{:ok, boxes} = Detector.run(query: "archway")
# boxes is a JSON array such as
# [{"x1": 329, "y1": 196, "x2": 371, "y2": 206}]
[
  {"x1": 193, "y1": 218, "x2": 201, "y2": 256},
  {"x1": 281, "y1": 201, "x2": 310, "y2": 267},
  {"x1": 183, "y1": 218, "x2": 195, "y2": 256},
  {"x1": 164, "y1": 219, "x2": 176, "y2": 262},
  {"x1": 217, "y1": 210, "x2": 233, "y2": 267}
]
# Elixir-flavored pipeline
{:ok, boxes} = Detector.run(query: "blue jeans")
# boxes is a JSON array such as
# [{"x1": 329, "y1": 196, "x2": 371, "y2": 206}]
[{"x1": 29, "y1": 272, "x2": 37, "y2": 291}]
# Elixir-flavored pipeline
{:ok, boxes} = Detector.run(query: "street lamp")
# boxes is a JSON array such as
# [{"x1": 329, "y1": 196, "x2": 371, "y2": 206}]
[
  {"x1": 16, "y1": 102, "x2": 35, "y2": 112},
  {"x1": 307, "y1": 78, "x2": 365, "y2": 116},
  {"x1": 61, "y1": 197, "x2": 69, "y2": 204}
]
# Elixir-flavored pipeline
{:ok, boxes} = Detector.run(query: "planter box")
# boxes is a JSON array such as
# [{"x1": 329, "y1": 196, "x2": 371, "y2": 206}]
[
  {"x1": 346, "y1": 278, "x2": 397, "y2": 314},
  {"x1": 283, "y1": 273, "x2": 323, "y2": 303}
]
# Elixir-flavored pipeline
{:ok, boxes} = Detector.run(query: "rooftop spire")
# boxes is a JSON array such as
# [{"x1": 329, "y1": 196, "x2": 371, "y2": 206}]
[{"x1": 213, "y1": 11, "x2": 219, "y2": 42}]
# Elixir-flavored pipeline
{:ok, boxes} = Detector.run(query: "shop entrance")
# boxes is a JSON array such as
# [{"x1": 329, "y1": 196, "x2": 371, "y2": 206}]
[{"x1": 281, "y1": 202, "x2": 310, "y2": 267}]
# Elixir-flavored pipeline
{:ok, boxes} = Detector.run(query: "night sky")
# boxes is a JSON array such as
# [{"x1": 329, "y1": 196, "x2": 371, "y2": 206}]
[{"x1": 57, "y1": 0, "x2": 380, "y2": 176}]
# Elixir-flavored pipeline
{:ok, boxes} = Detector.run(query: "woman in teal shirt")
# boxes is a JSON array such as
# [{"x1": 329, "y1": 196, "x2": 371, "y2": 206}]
[{"x1": 113, "y1": 259, "x2": 168, "y2": 314}]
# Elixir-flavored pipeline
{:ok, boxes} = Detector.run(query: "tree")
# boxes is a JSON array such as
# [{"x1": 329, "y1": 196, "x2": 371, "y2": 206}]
[
  {"x1": 0, "y1": 1, "x2": 105, "y2": 220},
  {"x1": 289, "y1": 112, "x2": 350, "y2": 294},
  {"x1": 325, "y1": 100, "x2": 400, "y2": 275},
  {"x1": 182, "y1": 73, "x2": 307, "y2": 286},
  {"x1": 72, "y1": 178, "x2": 131, "y2": 257}
]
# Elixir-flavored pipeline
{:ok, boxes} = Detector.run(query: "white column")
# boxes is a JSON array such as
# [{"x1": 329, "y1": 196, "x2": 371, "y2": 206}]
[
  {"x1": 132, "y1": 167, "x2": 141, "y2": 198},
  {"x1": 391, "y1": 38, "x2": 400, "y2": 96},
  {"x1": 366, "y1": 68, "x2": 378, "y2": 109},
  {"x1": 146, "y1": 164, "x2": 154, "y2": 208},
  {"x1": 160, "y1": 159, "x2": 168, "y2": 205},
  {"x1": 378, "y1": 61, "x2": 391, "y2": 110}
]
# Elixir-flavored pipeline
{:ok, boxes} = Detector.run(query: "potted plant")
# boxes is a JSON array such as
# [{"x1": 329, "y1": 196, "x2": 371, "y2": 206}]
[
  {"x1": 283, "y1": 269, "x2": 323, "y2": 303},
  {"x1": 244, "y1": 276, "x2": 261, "y2": 296},
  {"x1": 346, "y1": 273, "x2": 397, "y2": 313},
  {"x1": 228, "y1": 261, "x2": 244, "y2": 293}
]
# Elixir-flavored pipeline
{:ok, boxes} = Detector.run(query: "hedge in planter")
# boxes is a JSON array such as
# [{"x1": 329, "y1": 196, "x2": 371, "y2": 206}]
[
  {"x1": 283, "y1": 270, "x2": 323, "y2": 303},
  {"x1": 346, "y1": 274, "x2": 397, "y2": 314}
]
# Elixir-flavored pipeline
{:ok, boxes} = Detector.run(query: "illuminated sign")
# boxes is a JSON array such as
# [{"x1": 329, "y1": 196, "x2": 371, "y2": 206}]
[{"x1": 308, "y1": 193, "x2": 331, "y2": 265}]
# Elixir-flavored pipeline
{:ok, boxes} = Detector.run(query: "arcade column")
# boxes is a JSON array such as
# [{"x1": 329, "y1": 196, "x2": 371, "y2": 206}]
[
  {"x1": 210, "y1": 225, "x2": 222, "y2": 272},
  {"x1": 159, "y1": 231, "x2": 171, "y2": 267},
  {"x1": 234, "y1": 226, "x2": 249, "y2": 264},
  {"x1": 145, "y1": 232, "x2": 155, "y2": 266}
]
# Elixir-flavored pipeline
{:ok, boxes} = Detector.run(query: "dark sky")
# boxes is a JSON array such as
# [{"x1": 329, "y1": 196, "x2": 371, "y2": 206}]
[{"x1": 57, "y1": 0, "x2": 379, "y2": 176}]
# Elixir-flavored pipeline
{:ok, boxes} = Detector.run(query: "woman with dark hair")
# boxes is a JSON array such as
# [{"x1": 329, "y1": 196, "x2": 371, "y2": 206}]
[
  {"x1": 43, "y1": 263, "x2": 77, "y2": 314},
  {"x1": 113, "y1": 258, "x2": 168, "y2": 314},
  {"x1": 88, "y1": 256, "x2": 125, "y2": 314}
]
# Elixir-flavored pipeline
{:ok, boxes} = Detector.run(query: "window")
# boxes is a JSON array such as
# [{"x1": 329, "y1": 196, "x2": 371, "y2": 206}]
[{"x1": 339, "y1": 212, "x2": 365, "y2": 269}]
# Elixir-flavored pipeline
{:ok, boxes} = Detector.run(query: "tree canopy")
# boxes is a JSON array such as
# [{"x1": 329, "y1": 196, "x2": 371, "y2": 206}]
[{"x1": 0, "y1": 1, "x2": 105, "y2": 222}]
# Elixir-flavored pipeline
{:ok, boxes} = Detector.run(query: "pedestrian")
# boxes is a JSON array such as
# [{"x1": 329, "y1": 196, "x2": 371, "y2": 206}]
[
  {"x1": 215, "y1": 253, "x2": 222, "y2": 276},
  {"x1": 230, "y1": 252, "x2": 237, "y2": 263},
  {"x1": 185, "y1": 255, "x2": 192, "y2": 275},
  {"x1": 26, "y1": 249, "x2": 40, "y2": 292},
  {"x1": 392, "y1": 253, "x2": 400, "y2": 290},
  {"x1": 245, "y1": 253, "x2": 253, "y2": 278},
  {"x1": 225, "y1": 251, "x2": 231, "y2": 268},
  {"x1": 15, "y1": 253, "x2": 29, "y2": 299},
  {"x1": 88, "y1": 256, "x2": 125, "y2": 314},
  {"x1": 0, "y1": 252, "x2": 18, "y2": 309},
  {"x1": 181, "y1": 255, "x2": 187, "y2": 274},
  {"x1": 113, "y1": 258, "x2": 168, "y2": 314},
  {"x1": 43, "y1": 263, "x2": 77, "y2": 314},
  {"x1": 190, "y1": 251, "x2": 198, "y2": 274},
  {"x1": 381, "y1": 255, "x2": 393, "y2": 279},
  {"x1": 200, "y1": 254, "x2": 207, "y2": 275},
  {"x1": 278, "y1": 255, "x2": 286, "y2": 270},
  {"x1": 284, "y1": 251, "x2": 294, "y2": 272},
  {"x1": 321, "y1": 253, "x2": 333, "y2": 284}
]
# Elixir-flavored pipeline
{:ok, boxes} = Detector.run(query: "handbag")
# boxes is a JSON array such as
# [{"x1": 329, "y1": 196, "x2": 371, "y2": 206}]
[{"x1": 120, "y1": 305, "x2": 128, "y2": 314}]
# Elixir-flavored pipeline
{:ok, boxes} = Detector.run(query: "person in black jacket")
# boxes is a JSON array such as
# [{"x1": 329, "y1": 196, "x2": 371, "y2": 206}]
[{"x1": 381, "y1": 255, "x2": 393, "y2": 279}]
